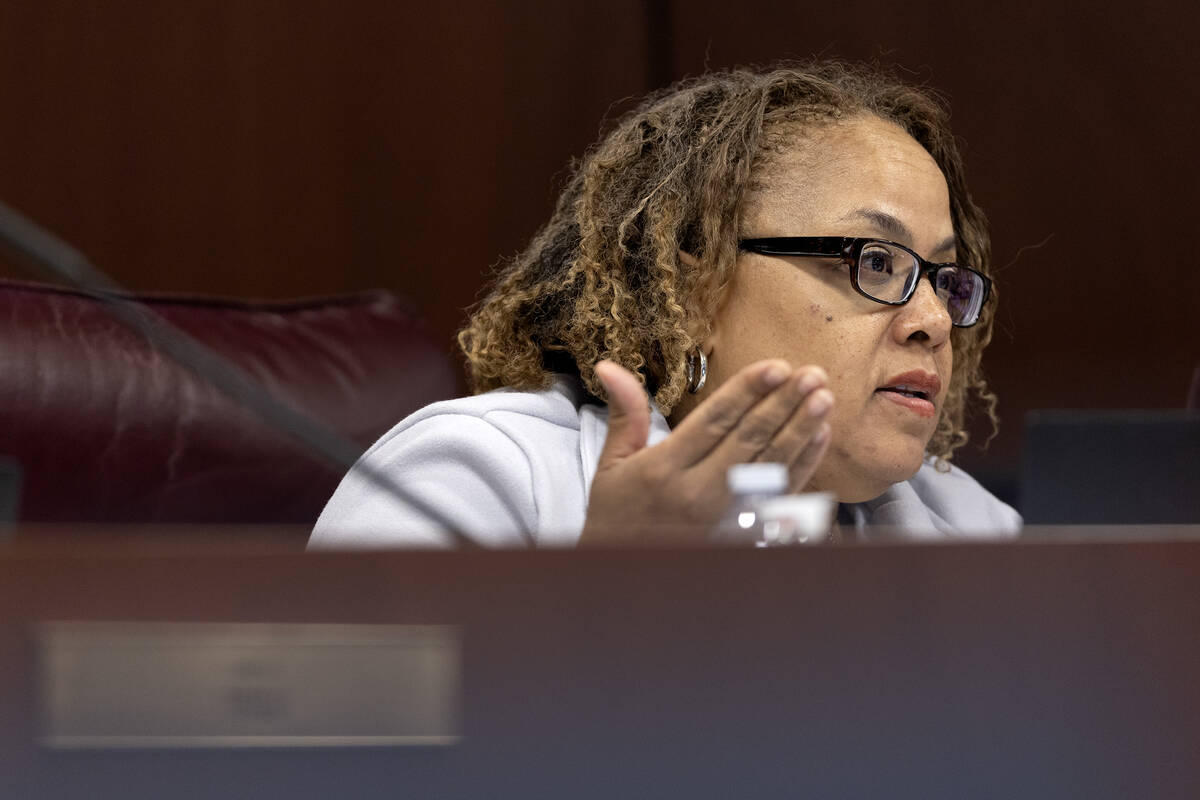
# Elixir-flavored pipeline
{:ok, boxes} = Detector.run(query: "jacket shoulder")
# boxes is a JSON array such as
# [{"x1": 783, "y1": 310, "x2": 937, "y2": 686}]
[
  {"x1": 909, "y1": 459, "x2": 1023, "y2": 537},
  {"x1": 382, "y1": 378, "x2": 587, "y2": 443},
  {"x1": 311, "y1": 379, "x2": 589, "y2": 548}
]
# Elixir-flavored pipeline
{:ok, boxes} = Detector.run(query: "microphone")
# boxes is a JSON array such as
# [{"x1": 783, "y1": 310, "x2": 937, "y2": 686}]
[{"x1": 0, "y1": 199, "x2": 500, "y2": 548}]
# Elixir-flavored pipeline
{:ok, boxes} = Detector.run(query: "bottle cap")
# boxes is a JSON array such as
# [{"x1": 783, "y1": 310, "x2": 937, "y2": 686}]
[{"x1": 726, "y1": 462, "x2": 788, "y2": 495}]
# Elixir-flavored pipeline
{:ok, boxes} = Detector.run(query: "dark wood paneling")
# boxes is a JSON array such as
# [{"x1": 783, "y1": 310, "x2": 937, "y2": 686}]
[{"x1": 0, "y1": 1, "x2": 650, "y2": 354}]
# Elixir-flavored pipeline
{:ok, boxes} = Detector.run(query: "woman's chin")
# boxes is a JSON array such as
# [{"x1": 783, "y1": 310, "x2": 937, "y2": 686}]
[{"x1": 813, "y1": 443, "x2": 928, "y2": 503}]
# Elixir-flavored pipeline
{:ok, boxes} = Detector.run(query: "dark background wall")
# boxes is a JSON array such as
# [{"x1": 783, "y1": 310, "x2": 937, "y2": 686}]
[{"x1": 1, "y1": 1, "x2": 1195, "y2": 497}]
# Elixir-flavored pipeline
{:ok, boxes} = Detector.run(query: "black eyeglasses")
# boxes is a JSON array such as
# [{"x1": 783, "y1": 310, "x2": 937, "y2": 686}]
[{"x1": 738, "y1": 236, "x2": 992, "y2": 328}]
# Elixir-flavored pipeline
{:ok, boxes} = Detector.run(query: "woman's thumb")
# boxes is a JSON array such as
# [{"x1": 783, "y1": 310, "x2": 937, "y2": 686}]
[{"x1": 594, "y1": 359, "x2": 651, "y2": 465}]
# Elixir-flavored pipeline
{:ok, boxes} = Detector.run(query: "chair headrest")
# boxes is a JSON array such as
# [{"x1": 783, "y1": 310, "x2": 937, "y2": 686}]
[{"x1": 0, "y1": 280, "x2": 460, "y2": 523}]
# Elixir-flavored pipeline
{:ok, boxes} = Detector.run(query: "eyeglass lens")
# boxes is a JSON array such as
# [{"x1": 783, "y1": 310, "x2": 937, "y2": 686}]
[{"x1": 856, "y1": 242, "x2": 984, "y2": 325}]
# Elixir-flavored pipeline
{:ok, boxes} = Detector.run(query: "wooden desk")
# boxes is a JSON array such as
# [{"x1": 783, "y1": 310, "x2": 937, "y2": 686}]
[{"x1": 0, "y1": 535, "x2": 1197, "y2": 798}]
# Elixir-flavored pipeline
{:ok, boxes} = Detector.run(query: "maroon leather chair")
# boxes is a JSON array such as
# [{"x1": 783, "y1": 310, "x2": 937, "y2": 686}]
[{"x1": 0, "y1": 279, "x2": 460, "y2": 523}]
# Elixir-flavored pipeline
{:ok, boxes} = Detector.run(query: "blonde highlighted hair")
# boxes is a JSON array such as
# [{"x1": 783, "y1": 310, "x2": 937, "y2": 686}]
[{"x1": 458, "y1": 61, "x2": 998, "y2": 461}]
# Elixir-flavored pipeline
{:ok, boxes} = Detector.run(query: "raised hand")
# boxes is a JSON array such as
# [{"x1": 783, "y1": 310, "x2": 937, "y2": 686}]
[{"x1": 579, "y1": 358, "x2": 833, "y2": 544}]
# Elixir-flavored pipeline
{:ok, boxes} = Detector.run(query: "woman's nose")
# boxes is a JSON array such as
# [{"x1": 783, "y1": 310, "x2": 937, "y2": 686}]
[{"x1": 893, "y1": 278, "x2": 952, "y2": 347}]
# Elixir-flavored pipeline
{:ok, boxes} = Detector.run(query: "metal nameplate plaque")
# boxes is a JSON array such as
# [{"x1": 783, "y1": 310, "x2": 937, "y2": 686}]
[{"x1": 36, "y1": 622, "x2": 460, "y2": 749}]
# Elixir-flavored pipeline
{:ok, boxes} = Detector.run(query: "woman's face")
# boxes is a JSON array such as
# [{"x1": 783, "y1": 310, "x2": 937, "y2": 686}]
[{"x1": 703, "y1": 115, "x2": 956, "y2": 502}]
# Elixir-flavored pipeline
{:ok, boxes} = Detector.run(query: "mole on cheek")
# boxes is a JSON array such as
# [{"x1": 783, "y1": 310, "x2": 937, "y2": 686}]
[{"x1": 825, "y1": 315, "x2": 833, "y2": 322}]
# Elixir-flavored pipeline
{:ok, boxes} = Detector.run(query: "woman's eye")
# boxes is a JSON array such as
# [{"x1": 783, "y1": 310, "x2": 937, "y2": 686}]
[
  {"x1": 860, "y1": 248, "x2": 894, "y2": 275},
  {"x1": 936, "y1": 269, "x2": 969, "y2": 299}
]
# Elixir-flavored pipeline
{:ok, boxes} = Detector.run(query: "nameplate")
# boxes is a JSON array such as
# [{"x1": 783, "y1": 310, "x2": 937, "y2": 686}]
[{"x1": 36, "y1": 622, "x2": 460, "y2": 748}]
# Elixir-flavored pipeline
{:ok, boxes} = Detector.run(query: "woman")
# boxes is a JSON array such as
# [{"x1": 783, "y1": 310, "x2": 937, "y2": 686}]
[{"x1": 311, "y1": 62, "x2": 1021, "y2": 547}]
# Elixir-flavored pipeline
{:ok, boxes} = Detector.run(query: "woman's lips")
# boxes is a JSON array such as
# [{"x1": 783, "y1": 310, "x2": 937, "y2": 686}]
[
  {"x1": 875, "y1": 371, "x2": 941, "y2": 419},
  {"x1": 875, "y1": 388, "x2": 937, "y2": 418}
]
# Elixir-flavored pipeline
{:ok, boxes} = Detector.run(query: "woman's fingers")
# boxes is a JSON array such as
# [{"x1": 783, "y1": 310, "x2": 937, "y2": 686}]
[
  {"x1": 787, "y1": 420, "x2": 832, "y2": 493},
  {"x1": 679, "y1": 364, "x2": 830, "y2": 471},
  {"x1": 752, "y1": 382, "x2": 833, "y2": 466},
  {"x1": 665, "y1": 359, "x2": 797, "y2": 465}
]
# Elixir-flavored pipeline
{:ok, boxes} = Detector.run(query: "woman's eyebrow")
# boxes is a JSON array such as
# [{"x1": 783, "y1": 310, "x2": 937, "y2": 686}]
[
  {"x1": 841, "y1": 208, "x2": 913, "y2": 241},
  {"x1": 930, "y1": 235, "x2": 957, "y2": 258},
  {"x1": 841, "y1": 207, "x2": 957, "y2": 257}
]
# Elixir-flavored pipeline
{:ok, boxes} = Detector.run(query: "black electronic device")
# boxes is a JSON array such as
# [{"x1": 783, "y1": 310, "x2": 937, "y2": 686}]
[
  {"x1": 0, "y1": 456, "x2": 19, "y2": 527},
  {"x1": 1019, "y1": 410, "x2": 1200, "y2": 524}
]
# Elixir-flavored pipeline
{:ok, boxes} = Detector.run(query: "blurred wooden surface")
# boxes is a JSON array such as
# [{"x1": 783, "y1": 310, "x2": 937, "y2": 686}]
[
  {"x1": 0, "y1": 540, "x2": 1198, "y2": 797},
  {"x1": 0, "y1": 0, "x2": 1195, "y2": 494}
]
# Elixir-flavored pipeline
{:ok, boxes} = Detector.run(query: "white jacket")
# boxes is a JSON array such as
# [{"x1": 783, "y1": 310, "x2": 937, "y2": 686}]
[{"x1": 310, "y1": 376, "x2": 1021, "y2": 548}]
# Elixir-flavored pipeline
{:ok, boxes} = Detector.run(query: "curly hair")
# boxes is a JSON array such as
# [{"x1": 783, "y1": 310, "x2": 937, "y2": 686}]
[{"x1": 457, "y1": 61, "x2": 998, "y2": 462}]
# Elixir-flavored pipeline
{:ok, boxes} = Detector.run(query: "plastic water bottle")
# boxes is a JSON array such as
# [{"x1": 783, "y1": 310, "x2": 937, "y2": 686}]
[
  {"x1": 715, "y1": 463, "x2": 838, "y2": 546},
  {"x1": 714, "y1": 463, "x2": 789, "y2": 546},
  {"x1": 755, "y1": 493, "x2": 837, "y2": 545}
]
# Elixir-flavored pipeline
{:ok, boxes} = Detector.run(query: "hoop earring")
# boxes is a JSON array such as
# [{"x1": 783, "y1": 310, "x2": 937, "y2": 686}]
[{"x1": 686, "y1": 347, "x2": 707, "y2": 394}]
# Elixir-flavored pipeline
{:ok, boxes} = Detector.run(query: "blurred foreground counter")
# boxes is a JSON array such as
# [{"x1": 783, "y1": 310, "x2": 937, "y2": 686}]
[{"x1": 0, "y1": 528, "x2": 1199, "y2": 799}]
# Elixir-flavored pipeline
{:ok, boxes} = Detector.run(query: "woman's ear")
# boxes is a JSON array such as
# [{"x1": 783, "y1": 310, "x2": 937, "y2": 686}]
[{"x1": 677, "y1": 249, "x2": 701, "y2": 269}]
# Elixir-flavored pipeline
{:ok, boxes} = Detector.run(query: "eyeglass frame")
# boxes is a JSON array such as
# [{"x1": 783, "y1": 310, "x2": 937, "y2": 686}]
[{"x1": 737, "y1": 236, "x2": 992, "y2": 328}]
